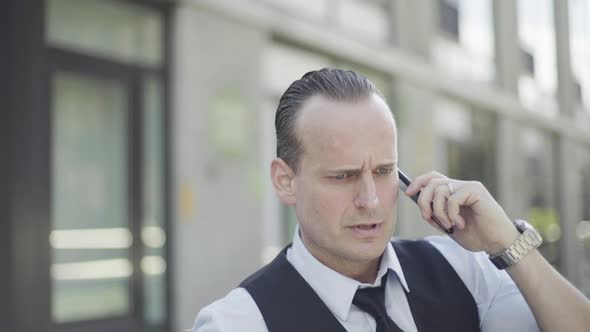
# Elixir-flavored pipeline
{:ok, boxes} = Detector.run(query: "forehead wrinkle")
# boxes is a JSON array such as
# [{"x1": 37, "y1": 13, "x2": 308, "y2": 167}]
[{"x1": 296, "y1": 94, "x2": 397, "y2": 172}]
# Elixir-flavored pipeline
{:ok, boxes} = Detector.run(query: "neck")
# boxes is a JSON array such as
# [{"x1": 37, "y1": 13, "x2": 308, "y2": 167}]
[
  {"x1": 300, "y1": 233, "x2": 381, "y2": 284},
  {"x1": 339, "y1": 259, "x2": 381, "y2": 284}
]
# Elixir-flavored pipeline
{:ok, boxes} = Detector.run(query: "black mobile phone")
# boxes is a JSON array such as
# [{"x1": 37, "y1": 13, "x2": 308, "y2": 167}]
[{"x1": 398, "y1": 169, "x2": 454, "y2": 234}]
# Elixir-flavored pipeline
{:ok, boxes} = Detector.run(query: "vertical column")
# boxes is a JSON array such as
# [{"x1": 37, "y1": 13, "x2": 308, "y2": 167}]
[
  {"x1": 392, "y1": 0, "x2": 439, "y2": 237},
  {"x1": 492, "y1": 0, "x2": 526, "y2": 218},
  {"x1": 9, "y1": 0, "x2": 52, "y2": 331},
  {"x1": 493, "y1": 0, "x2": 520, "y2": 92},
  {"x1": 555, "y1": 139, "x2": 582, "y2": 284},
  {"x1": 554, "y1": 0, "x2": 582, "y2": 283},
  {"x1": 1, "y1": 2, "x2": 12, "y2": 330},
  {"x1": 393, "y1": 0, "x2": 436, "y2": 58},
  {"x1": 553, "y1": 0, "x2": 575, "y2": 117},
  {"x1": 171, "y1": 4, "x2": 267, "y2": 330}
]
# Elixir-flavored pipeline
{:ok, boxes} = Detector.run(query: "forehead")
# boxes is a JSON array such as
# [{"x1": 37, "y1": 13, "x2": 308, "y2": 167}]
[{"x1": 296, "y1": 94, "x2": 397, "y2": 168}]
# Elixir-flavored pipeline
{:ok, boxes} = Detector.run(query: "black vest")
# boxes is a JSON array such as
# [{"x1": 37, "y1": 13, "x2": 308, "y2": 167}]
[{"x1": 240, "y1": 239, "x2": 480, "y2": 332}]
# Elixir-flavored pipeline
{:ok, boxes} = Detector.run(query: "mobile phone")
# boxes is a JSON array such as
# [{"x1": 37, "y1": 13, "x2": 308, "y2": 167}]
[{"x1": 398, "y1": 169, "x2": 454, "y2": 234}]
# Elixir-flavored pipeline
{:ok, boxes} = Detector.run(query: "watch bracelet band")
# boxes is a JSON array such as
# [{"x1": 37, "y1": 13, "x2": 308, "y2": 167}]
[{"x1": 489, "y1": 221, "x2": 543, "y2": 270}]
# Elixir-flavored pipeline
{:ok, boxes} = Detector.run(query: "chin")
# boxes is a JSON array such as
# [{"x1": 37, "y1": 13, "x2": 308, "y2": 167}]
[{"x1": 349, "y1": 241, "x2": 388, "y2": 262}]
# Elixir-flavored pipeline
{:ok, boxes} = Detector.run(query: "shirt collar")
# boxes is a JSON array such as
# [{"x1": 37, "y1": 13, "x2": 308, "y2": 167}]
[{"x1": 286, "y1": 226, "x2": 410, "y2": 321}]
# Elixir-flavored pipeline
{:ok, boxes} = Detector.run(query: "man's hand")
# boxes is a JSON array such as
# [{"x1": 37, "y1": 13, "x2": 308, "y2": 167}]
[
  {"x1": 405, "y1": 171, "x2": 590, "y2": 331},
  {"x1": 404, "y1": 171, "x2": 519, "y2": 255}
]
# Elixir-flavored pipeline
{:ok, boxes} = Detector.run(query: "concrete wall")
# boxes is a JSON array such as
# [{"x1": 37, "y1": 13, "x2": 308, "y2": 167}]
[
  {"x1": 170, "y1": 1, "x2": 590, "y2": 330},
  {"x1": 171, "y1": 5, "x2": 268, "y2": 330}
]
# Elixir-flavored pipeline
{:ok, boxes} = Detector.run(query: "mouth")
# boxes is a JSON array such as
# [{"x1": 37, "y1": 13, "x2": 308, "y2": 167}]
[{"x1": 348, "y1": 223, "x2": 382, "y2": 237}]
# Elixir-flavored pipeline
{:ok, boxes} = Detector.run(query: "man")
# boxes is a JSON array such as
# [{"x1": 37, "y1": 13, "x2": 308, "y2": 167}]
[{"x1": 194, "y1": 69, "x2": 590, "y2": 331}]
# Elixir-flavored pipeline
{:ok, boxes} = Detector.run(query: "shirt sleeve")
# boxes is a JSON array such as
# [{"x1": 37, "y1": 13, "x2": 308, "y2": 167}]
[
  {"x1": 192, "y1": 288, "x2": 269, "y2": 332},
  {"x1": 426, "y1": 236, "x2": 540, "y2": 332}
]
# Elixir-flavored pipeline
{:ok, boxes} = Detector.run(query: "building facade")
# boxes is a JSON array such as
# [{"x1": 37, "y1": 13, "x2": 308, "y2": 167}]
[{"x1": 3, "y1": 0, "x2": 590, "y2": 331}]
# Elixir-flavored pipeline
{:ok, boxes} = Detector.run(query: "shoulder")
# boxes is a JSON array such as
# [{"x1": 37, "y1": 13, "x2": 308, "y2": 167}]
[
  {"x1": 192, "y1": 288, "x2": 268, "y2": 332},
  {"x1": 424, "y1": 236, "x2": 533, "y2": 325},
  {"x1": 424, "y1": 235, "x2": 510, "y2": 297}
]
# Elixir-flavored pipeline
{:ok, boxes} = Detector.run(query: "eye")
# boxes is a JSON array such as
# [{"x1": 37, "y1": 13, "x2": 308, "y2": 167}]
[
  {"x1": 332, "y1": 171, "x2": 356, "y2": 180},
  {"x1": 333, "y1": 173, "x2": 348, "y2": 180},
  {"x1": 376, "y1": 167, "x2": 393, "y2": 175}
]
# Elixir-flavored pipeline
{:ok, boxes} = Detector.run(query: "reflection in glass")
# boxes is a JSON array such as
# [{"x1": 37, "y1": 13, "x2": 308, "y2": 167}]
[
  {"x1": 142, "y1": 76, "x2": 167, "y2": 325},
  {"x1": 51, "y1": 72, "x2": 130, "y2": 323},
  {"x1": 569, "y1": 0, "x2": 590, "y2": 116},
  {"x1": 517, "y1": 0, "x2": 557, "y2": 114},
  {"x1": 520, "y1": 128, "x2": 560, "y2": 267},
  {"x1": 46, "y1": 0, "x2": 163, "y2": 67},
  {"x1": 445, "y1": 107, "x2": 497, "y2": 197},
  {"x1": 433, "y1": 0, "x2": 495, "y2": 82}
]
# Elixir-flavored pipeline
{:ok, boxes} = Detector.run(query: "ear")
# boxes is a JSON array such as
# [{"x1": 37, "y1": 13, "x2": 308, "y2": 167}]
[{"x1": 270, "y1": 158, "x2": 297, "y2": 205}]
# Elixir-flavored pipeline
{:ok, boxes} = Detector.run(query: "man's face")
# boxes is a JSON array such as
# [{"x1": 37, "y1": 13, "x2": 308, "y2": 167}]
[{"x1": 292, "y1": 94, "x2": 399, "y2": 268}]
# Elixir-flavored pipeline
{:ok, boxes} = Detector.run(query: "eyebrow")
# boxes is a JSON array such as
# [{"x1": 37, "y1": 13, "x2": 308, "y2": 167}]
[{"x1": 326, "y1": 162, "x2": 397, "y2": 173}]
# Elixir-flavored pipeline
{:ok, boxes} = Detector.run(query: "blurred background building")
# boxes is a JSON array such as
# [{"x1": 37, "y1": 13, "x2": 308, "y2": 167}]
[{"x1": 3, "y1": 0, "x2": 590, "y2": 331}]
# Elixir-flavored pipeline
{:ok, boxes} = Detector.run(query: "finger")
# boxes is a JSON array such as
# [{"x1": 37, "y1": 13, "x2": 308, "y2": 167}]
[
  {"x1": 405, "y1": 171, "x2": 447, "y2": 196},
  {"x1": 447, "y1": 193, "x2": 466, "y2": 229},
  {"x1": 449, "y1": 182, "x2": 481, "y2": 208},
  {"x1": 432, "y1": 184, "x2": 453, "y2": 229},
  {"x1": 426, "y1": 217, "x2": 448, "y2": 233},
  {"x1": 416, "y1": 178, "x2": 447, "y2": 220},
  {"x1": 447, "y1": 182, "x2": 482, "y2": 230}
]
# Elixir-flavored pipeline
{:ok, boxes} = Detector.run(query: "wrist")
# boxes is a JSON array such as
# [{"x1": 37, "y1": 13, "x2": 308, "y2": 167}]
[
  {"x1": 488, "y1": 219, "x2": 543, "y2": 270},
  {"x1": 485, "y1": 223, "x2": 520, "y2": 255}
]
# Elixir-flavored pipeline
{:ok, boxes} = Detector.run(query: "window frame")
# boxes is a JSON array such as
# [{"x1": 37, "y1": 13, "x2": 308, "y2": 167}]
[{"x1": 5, "y1": 0, "x2": 172, "y2": 331}]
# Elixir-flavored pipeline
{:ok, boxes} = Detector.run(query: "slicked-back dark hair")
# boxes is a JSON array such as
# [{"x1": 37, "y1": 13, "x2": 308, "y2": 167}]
[{"x1": 275, "y1": 68, "x2": 384, "y2": 173}]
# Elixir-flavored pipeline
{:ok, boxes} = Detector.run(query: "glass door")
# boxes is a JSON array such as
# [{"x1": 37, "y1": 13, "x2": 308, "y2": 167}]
[{"x1": 50, "y1": 69, "x2": 134, "y2": 324}]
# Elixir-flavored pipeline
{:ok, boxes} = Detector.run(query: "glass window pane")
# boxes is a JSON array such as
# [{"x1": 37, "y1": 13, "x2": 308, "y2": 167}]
[
  {"x1": 569, "y1": 0, "x2": 590, "y2": 114},
  {"x1": 46, "y1": 0, "x2": 163, "y2": 67},
  {"x1": 433, "y1": 0, "x2": 495, "y2": 82},
  {"x1": 517, "y1": 0, "x2": 558, "y2": 114},
  {"x1": 142, "y1": 76, "x2": 167, "y2": 325},
  {"x1": 519, "y1": 128, "x2": 561, "y2": 266},
  {"x1": 436, "y1": 100, "x2": 497, "y2": 195},
  {"x1": 51, "y1": 72, "x2": 131, "y2": 323}
]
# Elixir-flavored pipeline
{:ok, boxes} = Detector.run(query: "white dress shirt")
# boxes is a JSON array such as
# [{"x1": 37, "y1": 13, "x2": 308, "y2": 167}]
[{"x1": 193, "y1": 227, "x2": 539, "y2": 332}]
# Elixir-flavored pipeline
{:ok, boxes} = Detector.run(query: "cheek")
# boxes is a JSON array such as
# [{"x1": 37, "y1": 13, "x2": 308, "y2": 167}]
[
  {"x1": 312, "y1": 188, "x2": 350, "y2": 219},
  {"x1": 301, "y1": 184, "x2": 353, "y2": 225},
  {"x1": 377, "y1": 178, "x2": 399, "y2": 206}
]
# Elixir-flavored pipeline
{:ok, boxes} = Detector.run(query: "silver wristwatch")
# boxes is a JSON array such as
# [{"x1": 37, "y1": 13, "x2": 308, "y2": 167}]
[{"x1": 489, "y1": 219, "x2": 543, "y2": 270}]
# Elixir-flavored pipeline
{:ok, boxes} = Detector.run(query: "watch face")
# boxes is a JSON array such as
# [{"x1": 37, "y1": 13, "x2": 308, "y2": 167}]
[{"x1": 513, "y1": 219, "x2": 531, "y2": 233}]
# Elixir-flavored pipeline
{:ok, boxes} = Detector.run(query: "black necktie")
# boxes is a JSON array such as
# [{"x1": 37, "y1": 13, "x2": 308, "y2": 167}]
[{"x1": 353, "y1": 274, "x2": 403, "y2": 332}]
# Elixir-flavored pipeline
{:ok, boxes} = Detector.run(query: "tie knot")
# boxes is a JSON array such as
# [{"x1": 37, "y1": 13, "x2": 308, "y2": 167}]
[
  {"x1": 353, "y1": 282, "x2": 388, "y2": 320},
  {"x1": 352, "y1": 273, "x2": 404, "y2": 332}
]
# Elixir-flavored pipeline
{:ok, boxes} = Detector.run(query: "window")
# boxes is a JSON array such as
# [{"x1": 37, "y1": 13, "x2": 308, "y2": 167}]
[
  {"x1": 517, "y1": 0, "x2": 558, "y2": 114},
  {"x1": 433, "y1": 0, "x2": 495, "y2": 82},
  {"x1": 434, "y1": 99, "x2": 497, "y2": 196},
  {"x1": 519, "y1": 128, "x2": 560, "y2": 267},
  {"x1": 438, "y1": 0, "x2": 459, "y2": 40},
  {"x1": 569, "y1": 0, "x2": 590, "y2": 116},
  {"x1": 51, "y1": 72, "x2": 132, "y2": 323},
  {"x1": 46, "y1": 0, "x2": 169, "y2": 330}
]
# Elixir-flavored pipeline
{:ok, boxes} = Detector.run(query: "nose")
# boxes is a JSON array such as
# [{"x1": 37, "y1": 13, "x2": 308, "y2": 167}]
[{"x1": 354, "y1": 172, "x2": 379, "y2": 210}]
